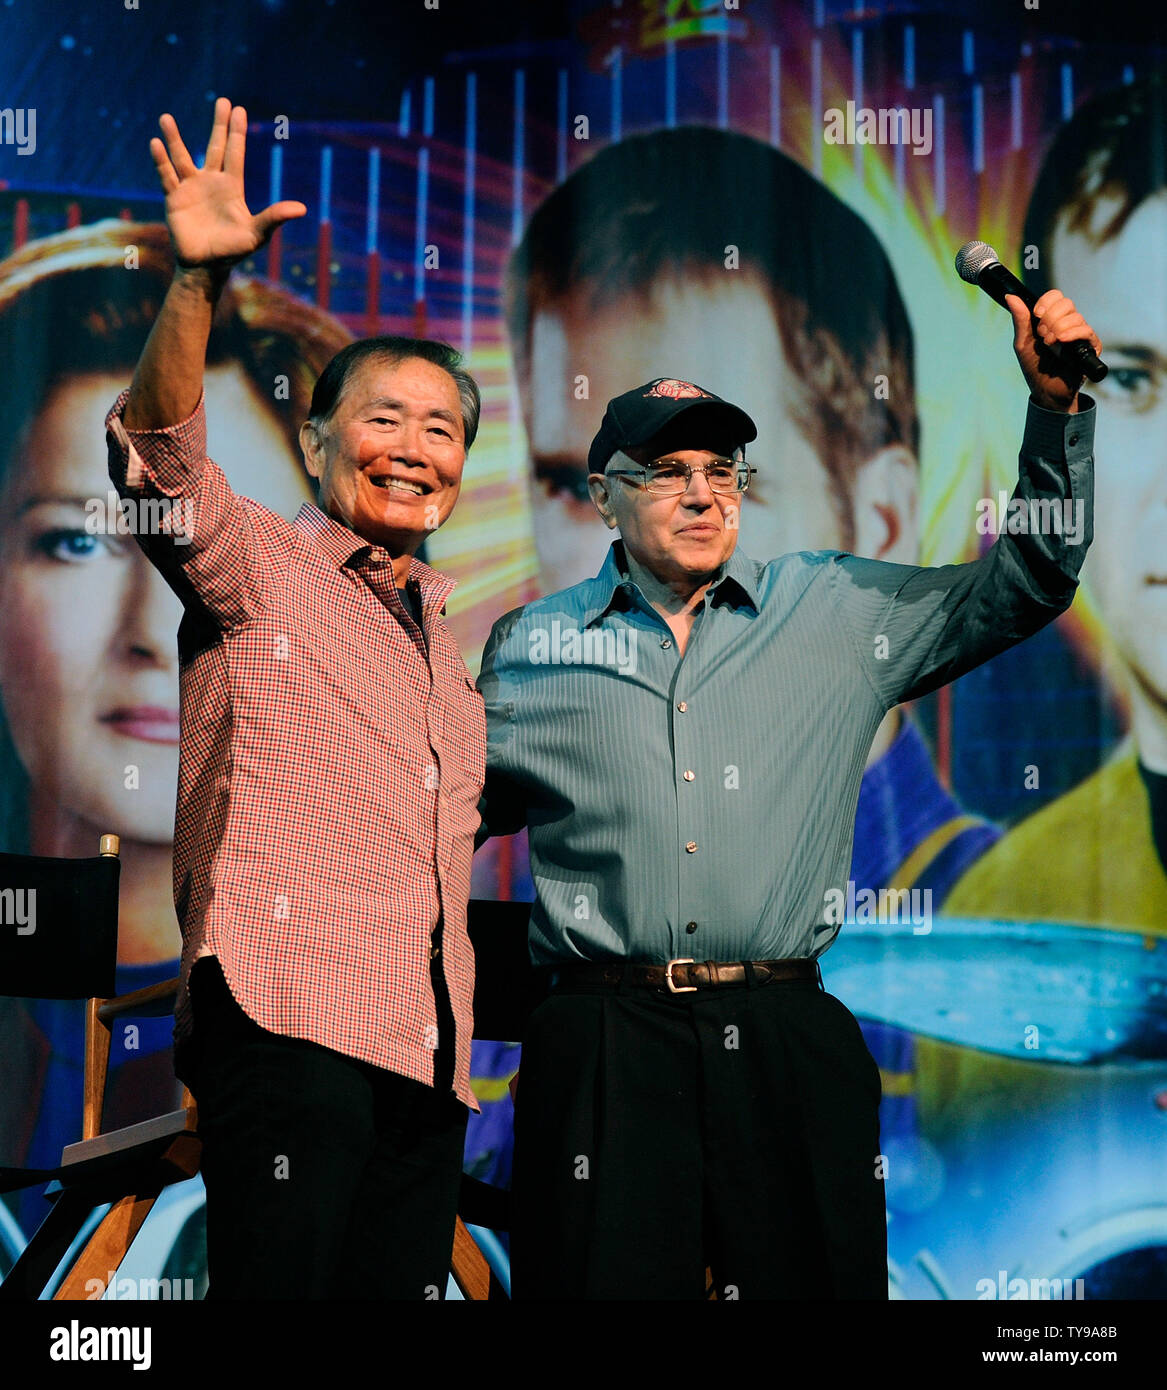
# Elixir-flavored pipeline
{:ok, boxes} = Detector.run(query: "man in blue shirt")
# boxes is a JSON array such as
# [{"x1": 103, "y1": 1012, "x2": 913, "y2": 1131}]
[
  {"x1": 477, "y1": 291, "x2": 1099, "y2": 1299},
  {"x1": 466, "y1": 127, "x2": 1001, "y2": 1198}
]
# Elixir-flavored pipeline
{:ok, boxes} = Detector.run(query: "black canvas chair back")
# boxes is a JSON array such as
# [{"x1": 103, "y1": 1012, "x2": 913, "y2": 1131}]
[{"x1": 0, "y1": 847, "x2": 119, "y2": 1000}]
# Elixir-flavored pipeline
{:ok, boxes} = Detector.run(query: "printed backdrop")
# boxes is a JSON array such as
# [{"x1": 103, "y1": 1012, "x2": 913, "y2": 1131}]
[{"x1": 1, "y1": 0, "x2": 1164, "y2": 1300}]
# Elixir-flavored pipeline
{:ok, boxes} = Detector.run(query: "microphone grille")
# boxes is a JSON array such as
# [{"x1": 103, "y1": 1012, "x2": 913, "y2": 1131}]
[{"x1": 955, "y1": 240, "x2": 1000, "y2": 284}]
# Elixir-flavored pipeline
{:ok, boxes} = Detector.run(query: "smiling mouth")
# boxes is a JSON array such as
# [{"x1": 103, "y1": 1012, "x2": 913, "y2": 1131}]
[{"x1": 367, "y1": 475, "x2": 430, "y2": 496}]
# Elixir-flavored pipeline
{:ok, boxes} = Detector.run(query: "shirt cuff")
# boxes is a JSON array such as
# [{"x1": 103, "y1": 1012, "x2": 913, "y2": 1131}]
[
  {"x1": 106, "y1": 387, "x2": 208, "y2": 494},
  {"x1": 1021, "y1": 392, "x2": 1095, "y2": 466}
]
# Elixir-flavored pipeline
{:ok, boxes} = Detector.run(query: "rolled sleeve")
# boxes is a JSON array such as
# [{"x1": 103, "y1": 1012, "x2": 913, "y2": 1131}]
[
  {"x1": 106, "y1": 387, "x2": 210, "y2": 497},
  {"x1": 105, "y1": 386, "x2": 268, "y2": 629}
]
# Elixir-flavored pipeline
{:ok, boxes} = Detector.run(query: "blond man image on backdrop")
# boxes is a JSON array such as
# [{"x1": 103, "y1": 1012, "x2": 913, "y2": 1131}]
[
  {"x1": 946, "y1": 77, "x2": 1167, "y2": 933},
  {"x1": 917, "y1": 79, "x2": 1167, "y2": 1169}
]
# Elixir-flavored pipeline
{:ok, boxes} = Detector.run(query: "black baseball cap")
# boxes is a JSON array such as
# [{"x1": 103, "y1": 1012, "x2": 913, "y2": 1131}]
[{"x1": 587, "y1": 378, "x2": 758, "y2": 475}]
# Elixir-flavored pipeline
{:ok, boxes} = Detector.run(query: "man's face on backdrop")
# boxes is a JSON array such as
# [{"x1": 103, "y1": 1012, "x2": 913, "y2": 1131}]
[
  {"x1": 1051, "y1": 191, "x2": 1167, "y2": 711},
  {"x1": 519, "y1": 270, "x2": 918, "y2": 593}
]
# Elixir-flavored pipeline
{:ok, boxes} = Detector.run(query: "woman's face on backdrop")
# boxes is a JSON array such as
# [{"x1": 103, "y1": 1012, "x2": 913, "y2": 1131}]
[{"x1": 0, "y1": 365, "x2": 313, "y2": 844}]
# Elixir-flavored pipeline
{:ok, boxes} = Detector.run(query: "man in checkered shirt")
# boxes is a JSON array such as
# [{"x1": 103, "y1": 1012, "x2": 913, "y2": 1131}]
[{"x1": 105, "y1": 98, "x2": 487, "y2": 1298}]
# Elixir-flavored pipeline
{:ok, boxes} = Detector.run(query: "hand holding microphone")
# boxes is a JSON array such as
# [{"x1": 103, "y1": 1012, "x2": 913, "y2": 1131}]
[{"x1": 956, "y1": 241, "x2": 1106, "y2": 413}]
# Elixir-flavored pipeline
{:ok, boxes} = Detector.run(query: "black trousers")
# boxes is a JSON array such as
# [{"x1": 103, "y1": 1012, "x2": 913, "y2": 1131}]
[
  {"x1": 510, "y1": 969, "x2": 888, "y2": 1300},
  {"x1": 182, "y1": 956, "x2": 467, "y2": 1299}
]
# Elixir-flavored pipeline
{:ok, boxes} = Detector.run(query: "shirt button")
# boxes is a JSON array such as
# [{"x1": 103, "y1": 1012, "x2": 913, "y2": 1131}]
[
  {"x1": 677, "y1": 701, "x2": 688, "y2": 713},
  {"x1": 685, "y1": 921, "x2": 698, "y2": 934},
  {"x1": 1068, "y1": 434, "x2": 1079, "y2": 447},
  {"x1": 683, "y1": 770, "x2": 695, "y2": 782},
  {"x1": 430, "y1": 943, "x2": 441, "y2": 961},
  {"x1": 685, "y1": 841, "x2": 698, "y2": 853},
  {"x1": 661, "y1": 637, "x2": 673, "y2": 649}
]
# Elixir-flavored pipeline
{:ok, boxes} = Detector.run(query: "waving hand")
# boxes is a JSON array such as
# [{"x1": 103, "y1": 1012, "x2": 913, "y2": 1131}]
[{"x1": 151, "y1": 97, "x2": 306, "y2": 272}]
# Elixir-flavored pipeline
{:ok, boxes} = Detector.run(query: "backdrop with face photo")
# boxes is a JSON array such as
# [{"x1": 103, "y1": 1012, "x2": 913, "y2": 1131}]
[{"x1": 0, "y1": 0, "x2": 1164, "y2": 1301}]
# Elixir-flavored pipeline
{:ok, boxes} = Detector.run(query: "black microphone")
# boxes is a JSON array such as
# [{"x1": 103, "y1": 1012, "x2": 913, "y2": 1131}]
[{"x1": 955, "y1": 240, "x2": 1108, "y2": 383}]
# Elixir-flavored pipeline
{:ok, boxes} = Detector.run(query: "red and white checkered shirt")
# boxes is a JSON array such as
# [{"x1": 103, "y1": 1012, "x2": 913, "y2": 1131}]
[{"x1": 106, "y1": 389, "x2": 485, "y2": 1110}]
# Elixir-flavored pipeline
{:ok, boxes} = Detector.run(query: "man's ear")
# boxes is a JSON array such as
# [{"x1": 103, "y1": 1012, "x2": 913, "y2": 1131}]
[
  {"x1": 299, "y1": 420, "x2": 325, "y2": 487},
  {"x1": 850, "y1": 444, "x2": 919, "y2": 563},
  {"x1": 587, "y1": 472, "x2": 620, "y2": 530}
]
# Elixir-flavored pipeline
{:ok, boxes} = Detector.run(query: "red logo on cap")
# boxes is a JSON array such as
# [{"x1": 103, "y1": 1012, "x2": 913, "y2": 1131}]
[{"x1": 644, "y1": 379, "x2": 712, "y2": 400}]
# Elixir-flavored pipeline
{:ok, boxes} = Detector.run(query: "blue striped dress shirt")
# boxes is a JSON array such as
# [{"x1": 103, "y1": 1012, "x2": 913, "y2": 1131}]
[{"x1": 477, "y1": 398, "x2": 1094, "y2": 966}]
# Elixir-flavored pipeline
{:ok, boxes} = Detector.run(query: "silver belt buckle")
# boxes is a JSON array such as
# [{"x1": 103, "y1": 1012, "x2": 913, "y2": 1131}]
[{"x1": 665, "y1": 958, "x2": 697, "y2": 994}]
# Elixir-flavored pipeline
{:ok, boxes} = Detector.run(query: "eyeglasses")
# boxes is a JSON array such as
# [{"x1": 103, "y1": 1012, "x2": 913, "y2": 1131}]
[{"x1": 606, "y1": 457, "x2": 756, "y2": 496}]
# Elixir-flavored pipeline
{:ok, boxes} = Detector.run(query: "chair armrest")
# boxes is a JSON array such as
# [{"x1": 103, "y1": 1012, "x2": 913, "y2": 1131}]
[
  {"x1": 95, "y1": 977, "x2": 180, "y2": 1024},
  {"x1": 82, "y1": 977, "x2": 181, "y2": 1141}
]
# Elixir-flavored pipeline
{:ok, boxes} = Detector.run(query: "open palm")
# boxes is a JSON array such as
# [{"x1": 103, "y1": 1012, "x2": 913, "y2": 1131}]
[{"x1": 151, "y1": 97, "x2": 305, "y2": 271}]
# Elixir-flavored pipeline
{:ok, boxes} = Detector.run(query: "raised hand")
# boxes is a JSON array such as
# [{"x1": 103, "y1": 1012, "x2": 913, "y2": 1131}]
[
  {"x1": 150, "y1": 97, "x2": 306, "y2": 274},
  {"x1": 1005, "y1": 290, "x2": 1102, "y2": 414}
]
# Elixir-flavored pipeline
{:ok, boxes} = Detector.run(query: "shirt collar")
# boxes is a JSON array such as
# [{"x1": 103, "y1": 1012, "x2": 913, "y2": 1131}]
[
  {"x1": 295, "y1": 502, "x2": 372, "y2": 567},
  {"x1": 582, "y1": 538, "x2": 761, "y2": 627},
  {"x1": 293, "y1": 502, "x2": 456, "y2": 605}
]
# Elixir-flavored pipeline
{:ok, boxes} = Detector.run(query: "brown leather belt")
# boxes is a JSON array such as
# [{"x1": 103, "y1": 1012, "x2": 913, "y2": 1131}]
[{"x1": 544, "y1": 957, "x2": 820, "y2": 994}]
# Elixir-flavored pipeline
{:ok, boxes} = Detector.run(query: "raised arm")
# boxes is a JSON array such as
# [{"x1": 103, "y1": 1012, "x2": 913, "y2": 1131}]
[
  {"x1": 832, "y1": 289, "x2": 1100, "y2": 710},
  {"x1": 107, "y1": 99, "x2": 306, "y2": 627},
  {"x1": 125, "y1": 98, "x2": 305, "y2": 430}
]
